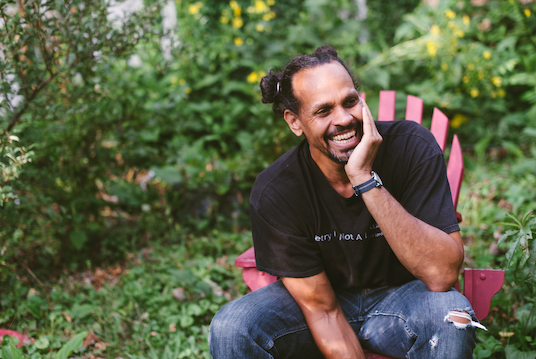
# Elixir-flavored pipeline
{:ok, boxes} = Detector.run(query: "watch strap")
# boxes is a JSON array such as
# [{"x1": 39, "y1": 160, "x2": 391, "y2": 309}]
[{"x1": 352, "y1": 171, "x2": 382, "y2": 197}]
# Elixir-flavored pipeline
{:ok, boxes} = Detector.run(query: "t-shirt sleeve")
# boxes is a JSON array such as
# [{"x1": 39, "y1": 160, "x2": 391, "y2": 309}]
[
  {"x1": 250, "y1": 203, "x2": 324, "y2": 278},
  {"x1": 399, "y1": 152, "x2": 460, "y2": 234}
]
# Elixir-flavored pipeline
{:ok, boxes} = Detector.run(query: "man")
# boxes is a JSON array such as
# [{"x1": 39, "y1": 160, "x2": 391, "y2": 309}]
[{"x1": 209, "y1": 46, "x2": 483, "y2": 358}]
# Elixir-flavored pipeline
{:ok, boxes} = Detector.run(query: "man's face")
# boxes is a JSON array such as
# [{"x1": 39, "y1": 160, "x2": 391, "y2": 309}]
[{"x1": 288, "y1": 62, "x2": 364, "y2": 164}]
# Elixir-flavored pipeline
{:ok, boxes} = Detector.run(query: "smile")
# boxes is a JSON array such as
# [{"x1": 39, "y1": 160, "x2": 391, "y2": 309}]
[{"x1": 330, "y1": 130, "x2": 357, "y2": 145}]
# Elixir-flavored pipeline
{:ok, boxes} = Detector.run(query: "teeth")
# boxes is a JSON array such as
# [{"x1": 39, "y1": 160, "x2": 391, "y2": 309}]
[{"x1": 331, "y1": 130, "x2": 356, "y2": 143}]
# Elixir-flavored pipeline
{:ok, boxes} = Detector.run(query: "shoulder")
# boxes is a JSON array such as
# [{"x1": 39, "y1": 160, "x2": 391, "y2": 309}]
[
  {"x1": 250, "y1": 141, "x2": 308, "y2": 211},
  {"x1": 376, "y1": 120, "x2": 443, "y2": 158}
]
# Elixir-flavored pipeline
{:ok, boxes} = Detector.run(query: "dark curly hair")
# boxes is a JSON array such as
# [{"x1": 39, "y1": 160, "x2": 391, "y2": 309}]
[{"x1": 260, "y1": 46, "x2": 359, "y2": 117}]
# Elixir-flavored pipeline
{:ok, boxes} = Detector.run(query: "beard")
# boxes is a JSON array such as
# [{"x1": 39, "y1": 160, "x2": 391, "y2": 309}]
[{"x1": 325, "y1": 145, "x2": 356, "y2": 164}]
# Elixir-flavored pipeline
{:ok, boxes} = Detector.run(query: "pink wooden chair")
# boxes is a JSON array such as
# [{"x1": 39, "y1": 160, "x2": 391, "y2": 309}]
[{"x1": 236, "y1": 91, "x2": 505, "y2": 359}]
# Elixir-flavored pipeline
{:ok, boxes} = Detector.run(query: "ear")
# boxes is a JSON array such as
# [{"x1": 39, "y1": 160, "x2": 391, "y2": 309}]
[{"x1": 284, "y1": 109, "x2": 303, "y2": 137}]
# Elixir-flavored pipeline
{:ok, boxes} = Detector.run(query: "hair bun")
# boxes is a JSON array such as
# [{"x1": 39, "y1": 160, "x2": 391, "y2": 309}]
[
  {"x1": 313, "y1": 46, "x2": 338, "y2": 58},
  {"x1": 260, "y1": 72, "x2": 281, "y2": 104}
]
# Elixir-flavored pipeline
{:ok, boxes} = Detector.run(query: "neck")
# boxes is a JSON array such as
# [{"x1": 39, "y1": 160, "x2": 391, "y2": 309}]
[{"x1": 310, "y1": 145, "x2": 354, "y2": 198}]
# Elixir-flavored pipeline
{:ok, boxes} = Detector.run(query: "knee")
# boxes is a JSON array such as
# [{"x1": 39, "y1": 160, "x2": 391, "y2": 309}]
[{"x1": 209, "y1": 300, "x2": 249, "y2": 344}]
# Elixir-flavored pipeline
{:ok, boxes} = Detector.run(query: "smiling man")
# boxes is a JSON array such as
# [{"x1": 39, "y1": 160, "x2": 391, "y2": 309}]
[{"x1": 209, "y1": 46, "x2": 483, "y2": 358}]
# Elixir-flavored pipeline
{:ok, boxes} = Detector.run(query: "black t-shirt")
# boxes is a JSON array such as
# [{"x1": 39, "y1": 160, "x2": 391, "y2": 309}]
[{"x1": 250, "y1": 120, "x2": 460, "y2": 290}]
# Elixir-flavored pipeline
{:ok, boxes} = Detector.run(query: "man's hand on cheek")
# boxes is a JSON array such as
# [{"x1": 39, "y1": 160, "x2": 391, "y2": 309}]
[{"x1": 344, "y1": 101, "x2": 382, "y2": 186}]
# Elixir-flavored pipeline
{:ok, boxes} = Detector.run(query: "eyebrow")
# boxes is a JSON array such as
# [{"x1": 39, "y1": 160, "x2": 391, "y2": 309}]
[{"x1": 310, "y1": 89, "x2": 359, "y2": 113}]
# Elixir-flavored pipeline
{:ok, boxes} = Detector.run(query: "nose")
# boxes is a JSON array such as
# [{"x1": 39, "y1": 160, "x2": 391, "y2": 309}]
[{"x1": 332, "y1": 107, "x2": 354, "y2": 127}]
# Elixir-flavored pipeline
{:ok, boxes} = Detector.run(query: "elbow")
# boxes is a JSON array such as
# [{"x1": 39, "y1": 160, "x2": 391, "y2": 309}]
[
  {"x1": 423, "y1": 271, "x2": 459, "y2": 292},
  {"x1": 419, "y1": 267, "x2": 459, "y2": 292}
]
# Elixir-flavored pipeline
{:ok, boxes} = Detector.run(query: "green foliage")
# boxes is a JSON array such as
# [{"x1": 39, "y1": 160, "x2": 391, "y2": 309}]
[
  {"x1": 0, "y1": 135, "x2": 33, "y2": 206},
  {"x1": 362, "y1": 0, "x2": 536, "y2": 151},
  {"x1": 0, "y1": 331, "x2": 87, "y2": 359},
  {"x1": 498, "y1": 212, "x2": 536, "y2": 294},
  {"x1": 0, "y1": 231, "x2": 250, "y2": 358},
  {"x1": 0, "y1": 0, "x2": 421, "y2": 280}
]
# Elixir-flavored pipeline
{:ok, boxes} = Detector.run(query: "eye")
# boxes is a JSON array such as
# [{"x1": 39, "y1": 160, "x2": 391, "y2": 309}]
[
  {"x1": 316, "y1": 107, "x2": 331, "y2": 116},
  {"x1": 344, "y1": 97, "x2": 359, "y2": 107}
]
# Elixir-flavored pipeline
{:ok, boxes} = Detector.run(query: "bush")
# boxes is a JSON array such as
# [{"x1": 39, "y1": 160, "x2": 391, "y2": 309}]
[{"x1": 361, "y1": 0, "x2": 536, "y2": 152}]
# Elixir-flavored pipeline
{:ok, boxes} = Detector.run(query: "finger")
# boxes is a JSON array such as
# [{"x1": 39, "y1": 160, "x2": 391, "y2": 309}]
[{"x1": 361, "y1": 103, "x2": 378, "y2": 136}]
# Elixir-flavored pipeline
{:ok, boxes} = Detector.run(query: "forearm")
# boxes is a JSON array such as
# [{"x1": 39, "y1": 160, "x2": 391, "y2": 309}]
[
  {"x1": 360, "y1": 186, "x2": 463, "y2": 291},
  {"x1": 281, "y1": 275, "x2": 365, "y2": 359},
  {"x1": 304, "y1": 304, "x2": 365, "y2": 359}
]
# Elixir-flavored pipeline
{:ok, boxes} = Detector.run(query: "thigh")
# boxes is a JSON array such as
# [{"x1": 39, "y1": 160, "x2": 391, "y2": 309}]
[
  {"x1": 209, "y1": 280, "x2": 325, "y2": 359},
  {"x1": 358, "y1": 280, "x2": 477, "y2": 359}
]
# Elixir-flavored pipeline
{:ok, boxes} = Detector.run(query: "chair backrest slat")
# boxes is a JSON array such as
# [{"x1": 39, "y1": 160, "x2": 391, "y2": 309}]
[
  {"x1": 378, "y1": 90, "x2": 396, "y2": 122},
  {"x1": 447, "y1": 134, "x2": 464, "y2": 211},
  {"x1": 430, "y1": 107, "x2": 449, "y2": 151},
  {"x1": 405, "y1": 95, "x2": 423, "y2": 125}
]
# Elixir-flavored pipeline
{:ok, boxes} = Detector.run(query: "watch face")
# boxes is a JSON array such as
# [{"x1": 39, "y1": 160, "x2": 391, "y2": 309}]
[{"x1": 372, "y1": 171, "x2": 383, "y2": 186}]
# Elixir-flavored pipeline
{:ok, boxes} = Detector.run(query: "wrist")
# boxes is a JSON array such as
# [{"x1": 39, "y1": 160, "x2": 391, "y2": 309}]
[
  {"x1": 351, "y1": 171, "x2": 383, "y2": 197},
  {"x1": 347, "y1": 171, "x2": 374, "y2": 187}
]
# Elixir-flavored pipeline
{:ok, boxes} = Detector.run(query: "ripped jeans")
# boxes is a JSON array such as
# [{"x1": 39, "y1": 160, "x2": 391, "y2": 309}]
[{"x1": 209, "y1": 279, "x2": 480, "y2": 358}]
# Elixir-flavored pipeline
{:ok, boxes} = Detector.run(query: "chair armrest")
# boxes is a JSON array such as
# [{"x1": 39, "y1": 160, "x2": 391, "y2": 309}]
[
  {"x1": 236, "y1": 246, "x2": 256, "y2": 268},
  {"x1": 463, "y1": 268, "x2": 505, "y2": 321}
]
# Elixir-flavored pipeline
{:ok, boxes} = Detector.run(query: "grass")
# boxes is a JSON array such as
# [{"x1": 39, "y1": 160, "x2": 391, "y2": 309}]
[{"x1": 0, "y1": 231, "x2": 252, "y2": 358}]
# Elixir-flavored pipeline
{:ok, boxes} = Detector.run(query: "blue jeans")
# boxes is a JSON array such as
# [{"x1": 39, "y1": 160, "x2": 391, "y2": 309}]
[{"x1": 209, "y1": 279, "x2": 478, "y2": 358}]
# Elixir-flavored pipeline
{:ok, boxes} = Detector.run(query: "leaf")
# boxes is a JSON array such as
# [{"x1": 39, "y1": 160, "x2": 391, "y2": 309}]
[
  {"x1": 69, "y1": 230, "x2": 88, "y2": 250},
  {"x1": 55, "y1": 331, "x2": 87, "y2": 359},
  {"x1": 1, "y1": 343, "x2": 23, "y2": 359},
  {"x1": 505, "y1": 344, "x2": 536, "y2": 359},
  {"x1": 523, "y1": 128, "x2": 536, "y2": 138},
  {"x1": 34, "y1": 335, "x2": 50, "y2": 349},
  {"x1": 179, "y1": 314, "x2": 194, "y2": 328}
]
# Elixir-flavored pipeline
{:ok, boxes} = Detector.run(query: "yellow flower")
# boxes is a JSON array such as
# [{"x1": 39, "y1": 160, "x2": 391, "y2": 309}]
[
  {"x1": 259, "y1": 70, "x2": 266, "y2": 78},
  {"x1": 232, "y1": 17, "x2": 243, "y2": 29},
  {"x1": 255, "y1": 0, "x2": 268, "y2": 13},
  {"x1": 462, "y1": 76, "x2": 469, "y2": 83},
  {"x1": 492, "y1": 76, "x2": 502, "y2": 87},
  {"x1": 234, "y1": 37, "x2": 243, "y2": 46},
  {"x1": 445, "y1": 9, "x2": 456, "y2": 19},
  {"x1": 220, "y1": 16, "x2": 229, "y2": 24},
  {"x1": 470, "y1": 88, "x2": 479, "y2": 97},
  {"x1": 468, "y1": 63, "x2": 475, "y2": 70},
  {"x1": 247, "y1": 6, "x2": 255, "y2": 13},
  {"x1": 185, "y1": 87, "x2": 192, "y2": 94},
  {"x1": 491, "y1": 91, "x2": 496, "y2": 98},
  {"x1": 267, "y1": 0, "x2": 274, "y2": 5},
  {"x1": 263, "y1": 11, "x2": 276, "y2": 21},
  {"x1": 222, "y1": 8, "x2": 229, "y2": 16},
  {"x1": 255, "y1": 23, "x2": 264, "y2": 32},
  {"x1": 247, "y1": 72, "x2": 259, "y2": 83},
  {"x1": 441, "y1": 63, "x2": 448, "y2": 70},
  {"x1": 426, "y1": 41, "x2": 437, "y2": 57},
  {"x1": 450, "y1": 114, "x2": 469, "y2": 129},
  {"x1": 179, "y1": 78, "x2": 186, "y2": 86},
  {"x1": 430, "y1": 24, "x2": 440, "y2": 36},
  {"x1": 233, "y1": 6, "x2": 241, "y2": 17},
  {"x1": 188, "y1": 4, "x2": 200, "y2": 14},
  {"x1": 463, "y1": 15, "x2": 470, "y2": 25},
  {"x1": 483, "y1": 51, "x2": 491, "y2": 59},
  {"x1": 230, "y1": 0, "x2": 239, "y2": 10},
  {"x1": 499, "y1": 332, "x2": 515, "y2": 338},
  {"x1": 478, "y1": 72, "x2": 484, "y2": 79},
  {"x1": 525, "y1": 9, "x2": 531, "y2": 17},
  {"x1": 170, "y1": 76, "x2": 179, "y2": 85},
  {"x1": 456, "y1": 30, "x2": 464, "y2": 38},
  {"x1": 498, "y1": 88, "x2": 506, "y2": 97}
]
